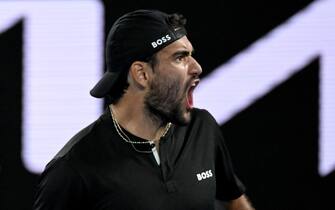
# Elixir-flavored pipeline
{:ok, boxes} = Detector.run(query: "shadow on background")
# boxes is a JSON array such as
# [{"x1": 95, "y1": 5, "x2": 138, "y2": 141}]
[
  {"x1": 223, "y1": 58, "x2": 324, "y2": 210},
  {"x1": 0, "y1": 20, "x2": 39, "y2": 210}
]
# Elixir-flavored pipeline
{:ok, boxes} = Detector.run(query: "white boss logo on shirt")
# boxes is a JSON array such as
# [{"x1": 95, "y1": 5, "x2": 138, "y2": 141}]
[{"x1": 196, "y1": 170, "x2": 213, "y2": 181}]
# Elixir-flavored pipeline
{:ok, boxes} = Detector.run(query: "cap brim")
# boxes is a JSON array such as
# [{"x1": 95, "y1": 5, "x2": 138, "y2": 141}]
[{"x1": 90, "y1": 71, "x2": 120, "y2": 98}]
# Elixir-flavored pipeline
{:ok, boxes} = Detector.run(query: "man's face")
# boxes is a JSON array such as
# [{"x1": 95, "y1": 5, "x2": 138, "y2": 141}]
[{"x1": 144, "y1": 36, "x2": 202, "y2": 125}]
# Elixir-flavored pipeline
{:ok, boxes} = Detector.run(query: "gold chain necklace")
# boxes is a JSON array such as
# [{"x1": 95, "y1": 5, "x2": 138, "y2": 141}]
[{"x1": 110, "y1": 106, "x2": 171, "y2": 146}]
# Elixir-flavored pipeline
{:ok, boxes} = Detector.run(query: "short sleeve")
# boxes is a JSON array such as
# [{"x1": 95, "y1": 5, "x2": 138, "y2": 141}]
[
  {"x1": 33, "y1": 159, "x2": 87, "y2": 210},
  {"x1": 215, "y1": 136, "x2": 246, "y2": 201},
  {"x1": 200, "y1": 110, "x2": 246, "y2": 201}
]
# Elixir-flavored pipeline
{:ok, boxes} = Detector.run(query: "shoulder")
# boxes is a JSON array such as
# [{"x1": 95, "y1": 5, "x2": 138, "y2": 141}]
[
  {"x1": 172, "y1": 108, "x2": 222, "y2": 143},
  {"x1": 53, "y1": 122, "x2": 96, "y2": 159},
  {"x1": 191, "y1": 108, "x2": 218, "y2": 126},
  {"x1": 34, "y1": 157, "x2": 88, "y2": 210},
  {"x1": 187, "y1": 108, "x2": 224, "y2": 145},
  {"x1": 42, "y1": 123, "x2": 94, "y2": 174},
  {"x1": 40, "y1": 158, "x2": 80, "y2": 184},
  {"x1": 45, "y1": 109, "x2": 112, "y2": 171}
]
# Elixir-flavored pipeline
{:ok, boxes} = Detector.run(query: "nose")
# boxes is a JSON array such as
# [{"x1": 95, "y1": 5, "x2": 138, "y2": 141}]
[{"x1": 189, "y1": 56, "x2": 202, "y2": 76}]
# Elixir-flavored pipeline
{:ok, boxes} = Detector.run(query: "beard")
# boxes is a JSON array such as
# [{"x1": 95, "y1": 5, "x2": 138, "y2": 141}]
[{"x1": 144, "y1": 73, "x2": 192, "y2": 126}]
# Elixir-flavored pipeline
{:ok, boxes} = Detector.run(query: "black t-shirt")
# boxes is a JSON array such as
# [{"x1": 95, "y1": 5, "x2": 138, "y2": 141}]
[{"x1": 33, "y1": 108, "x2": 245, "y2": 210}]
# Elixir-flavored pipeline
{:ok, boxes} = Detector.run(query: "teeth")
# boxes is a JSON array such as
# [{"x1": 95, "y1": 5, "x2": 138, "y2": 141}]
[{"x1": 191, "y1": 79, "x2": 200, "y2": 87}]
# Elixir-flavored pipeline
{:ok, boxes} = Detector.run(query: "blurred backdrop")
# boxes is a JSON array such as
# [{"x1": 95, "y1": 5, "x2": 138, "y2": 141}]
[{"x1": 0, "y1": 0, "x2": 334, "y2": 209}]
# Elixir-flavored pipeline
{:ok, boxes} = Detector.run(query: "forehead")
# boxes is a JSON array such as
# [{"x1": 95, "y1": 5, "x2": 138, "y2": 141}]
[{"x1": 156, "y1": 36, "x2": 193, "y2": 57}]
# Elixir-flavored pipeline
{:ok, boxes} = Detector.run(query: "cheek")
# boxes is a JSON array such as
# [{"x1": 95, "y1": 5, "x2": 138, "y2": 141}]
[
  {"x1": 154, "y1": 66, "x2": 188, "y2": 93},
  {"x1": 169, "y1": 75, "x2": 185, "y2": 94}
]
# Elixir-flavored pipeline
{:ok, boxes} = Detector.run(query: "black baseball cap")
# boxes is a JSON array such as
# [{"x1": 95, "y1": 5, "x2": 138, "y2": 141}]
[{"x1": 90, "y1": 9, "x2": 187, "y2": 98}]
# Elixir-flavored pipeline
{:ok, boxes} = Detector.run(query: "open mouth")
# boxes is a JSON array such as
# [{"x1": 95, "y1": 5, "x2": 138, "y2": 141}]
[{"x1": 186, "y1": 79, "x2": 200, "y2": 110}]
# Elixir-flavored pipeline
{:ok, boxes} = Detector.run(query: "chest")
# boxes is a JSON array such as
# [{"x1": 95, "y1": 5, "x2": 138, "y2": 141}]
[{"x1": 89, "y1": 140, "x2": 217, "y2": 210}]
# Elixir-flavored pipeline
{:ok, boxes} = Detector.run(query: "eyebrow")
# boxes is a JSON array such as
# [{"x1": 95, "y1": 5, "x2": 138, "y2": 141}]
[{"x1": 172, "y1": 49, "x2": 195, "y2": 58}]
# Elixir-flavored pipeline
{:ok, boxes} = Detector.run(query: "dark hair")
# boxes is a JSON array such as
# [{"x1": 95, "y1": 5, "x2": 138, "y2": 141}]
[
  {"x1": 107, "y1": 13, "x2": 187, "y2": 104},
  {"x1": 106, "y1": 54, "x2": 158, "y2": 104}
]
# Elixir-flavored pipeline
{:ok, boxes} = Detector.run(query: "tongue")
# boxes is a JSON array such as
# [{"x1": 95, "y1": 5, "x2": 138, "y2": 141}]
[{"x1": 187, "y1": 88, "x2": 194, "y2": 109}]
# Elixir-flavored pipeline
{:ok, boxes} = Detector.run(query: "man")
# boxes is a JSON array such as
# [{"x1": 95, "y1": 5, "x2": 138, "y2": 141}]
[{"x1": 34, "y1": 9, "x2": 254, "y2": 210}]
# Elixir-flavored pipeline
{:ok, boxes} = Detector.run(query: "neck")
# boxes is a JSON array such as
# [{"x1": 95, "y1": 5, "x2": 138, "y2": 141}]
[{"x1": 109, "y1": 97, "x2": 169, "y2": 142}]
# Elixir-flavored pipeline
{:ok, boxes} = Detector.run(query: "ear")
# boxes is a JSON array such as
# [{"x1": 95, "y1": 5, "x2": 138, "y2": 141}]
[{"x1": 128, "y1": 61, "x2": 150, "y2": 89}]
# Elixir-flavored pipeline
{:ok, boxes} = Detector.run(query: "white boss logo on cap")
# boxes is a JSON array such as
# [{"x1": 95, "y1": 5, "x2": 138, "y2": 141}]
[{"x1": 151, "y1": 34, "x2": 171, "y2": 48}]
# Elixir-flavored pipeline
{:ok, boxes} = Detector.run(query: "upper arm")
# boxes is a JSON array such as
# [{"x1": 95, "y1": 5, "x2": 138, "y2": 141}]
[
  {"x1": 225, "y1": 194, "x2": 255, "y2": 210},
  {"x1": 33, "y1": 159, "x2": 87, "y2": 210},
  {"x1": 211, "y1": 117, "x2": 245, "y2": 199}
]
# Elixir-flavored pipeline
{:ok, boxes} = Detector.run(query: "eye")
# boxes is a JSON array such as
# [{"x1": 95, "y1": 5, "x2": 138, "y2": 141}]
[
  {"x1": 173, "y1": 51, "x2": 192, "y2": 63},
  {"x1": 175, "y1": 55, "x2": 188, "y2": 63},
  {"x1": 176, "y1": 56, "x2": 185, "y2": 62}
]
